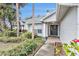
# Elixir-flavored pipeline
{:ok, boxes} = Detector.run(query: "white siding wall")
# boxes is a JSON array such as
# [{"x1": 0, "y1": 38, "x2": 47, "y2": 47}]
[
  {"x1": 24, "y1": 23, "x2": 28, "y2": 30},
  {"x1": 60, "y1": 7, "x2": 77, "y2": 44},
  {"x1": 27, "y1": 23, "x2": 43, "y2": 36},
  {"x1": 77, "y1": 6, "x2": 79, "y2": 38}
]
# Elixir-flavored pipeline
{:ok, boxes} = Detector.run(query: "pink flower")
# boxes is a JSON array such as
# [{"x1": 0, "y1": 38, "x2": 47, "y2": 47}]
[{"x1": 72, "y1": 39, "x2": 79, "y2": 43}]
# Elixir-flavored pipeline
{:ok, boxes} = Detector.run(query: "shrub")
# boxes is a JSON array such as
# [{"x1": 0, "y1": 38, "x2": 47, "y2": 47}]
[
  {"x1": 21, "y1": 32, "x2": 32, "y2": 39},
  {"x1": 4, "y1": 31, "x2": 17, "y2": 37},
  {"x1": 0, "y1": 40, "x2": 37, "y2": 56},
  {"x1": 0, "y1": 32, "x2": 3, "y2": 37},
  {"x1": 34, "y1": 37, "x2": 44, "y2": 45},
  {"x1": 21, "y1": 32, "x2": 40, "y2": 39},
  {"x1": 0, "y1": 35, "x2": 44, "y2": 56}
]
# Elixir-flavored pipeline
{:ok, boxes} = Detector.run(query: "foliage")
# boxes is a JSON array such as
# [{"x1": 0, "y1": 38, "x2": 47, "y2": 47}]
[
  {"x1": 21, "y1": 32, "x2": 32, "y2": 39},
  {"x1": 34, "y1": 37, "x2": 44, "y2": 45},
  {"x1": 0, "y1": 32, "x2": 3, "y2": 37},
  {"x1": 21, "y1": 32, "x2": 40, "y2": 39},
  {"x1": 63, "y1": 42, "x2": 79, "y2": 56},
  {"x1": 4, "y1": 31, "x2": 17, "y2": 37},
  {"x1": 0, "y1": 4, "x2": 16, "y2": 30},
  {"x1": 0, "y1": 30, "x2": 44, "y2": 56},
  {"x1": 0, "y1": 37, "x2": 24, "y2": 43},
  {"x1": 0, "y1": 40, "x2": 38, "y2": 56},
  {"x1": 54, "y1": 43, "x2": 62, "y2": 56}
]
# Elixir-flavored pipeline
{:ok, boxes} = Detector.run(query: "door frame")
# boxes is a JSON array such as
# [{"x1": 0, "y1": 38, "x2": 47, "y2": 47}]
[{"x1": 48, "y1": 24, "x2": 59, "y2": 37}]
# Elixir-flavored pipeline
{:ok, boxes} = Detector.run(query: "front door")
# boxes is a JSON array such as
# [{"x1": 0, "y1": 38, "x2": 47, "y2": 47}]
[{"x1": 50, "y1": 25, "x2": 58, "y2": 36}]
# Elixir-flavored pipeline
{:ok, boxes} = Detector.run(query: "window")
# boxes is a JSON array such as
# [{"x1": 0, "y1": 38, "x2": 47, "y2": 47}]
[
  {"x1": 34, "y1": 29, "x2": 42, "y2": 34},
  {"x1": 38, "y1": 29, "x2": 42, "y2": 33}
]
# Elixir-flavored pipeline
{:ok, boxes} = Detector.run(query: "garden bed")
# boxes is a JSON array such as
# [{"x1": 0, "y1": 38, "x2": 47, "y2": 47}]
[
  {"x1": 0, "y1": 31, "x2": 44, "y2": 56},
  {"x1": 0, "y1": 37, "x2": 44, "y2": 56}
]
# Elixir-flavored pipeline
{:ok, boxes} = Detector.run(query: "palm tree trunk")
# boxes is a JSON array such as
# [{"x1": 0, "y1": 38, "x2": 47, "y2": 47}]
[
  {"x1": 32, "y1": 3, "x2": 35, "y2": 39},
  {"x1": 16, "y1": 3, "x2": 20, "y2": 37},
  {"x1": 9, "y1": 21, "x2": 13, "y2": 31}
]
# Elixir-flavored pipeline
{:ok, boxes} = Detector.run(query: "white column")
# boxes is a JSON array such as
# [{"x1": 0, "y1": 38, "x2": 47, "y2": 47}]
[
  {"x1": 46, "y1": 24, "x2": 48, "y2": 37},
  {"x1": 58, "y1": 24, "x2": 60, "y2": 37},
  {"x1": 77, "y1": 6, "x2": 79, "y2": 38},
  {"x1": 42, "y1": 23, "x2": 46, "y2": 37},
  {"x1": 42, "y1": 23, "x2": 48, "y2": 38}
]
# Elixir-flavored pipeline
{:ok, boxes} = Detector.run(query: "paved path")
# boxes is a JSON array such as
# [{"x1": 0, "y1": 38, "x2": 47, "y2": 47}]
[{"x1": 34, "y1": 37, "x2": 60, "y2": 56}]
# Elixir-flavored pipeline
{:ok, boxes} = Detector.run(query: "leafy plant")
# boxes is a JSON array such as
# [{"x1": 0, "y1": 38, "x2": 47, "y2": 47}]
[
  {"x1": 0, "y1": 36, "x2": 43, "y2": 56},
  {"x1": 0, "y1": 40, "x2": 37, "y2": 56},
  {"x1": 0, "y1": 32, "x2": 3, "y2": 37},
  {"x1": 4, "y1": 31, "x2": 17, "y2": 37},
  {"x1": 63, "y1": 42, "x2": 79, "y2": 56},
  {"x1": 21, "y1": 32, "x2": 32, "y2": 39}
]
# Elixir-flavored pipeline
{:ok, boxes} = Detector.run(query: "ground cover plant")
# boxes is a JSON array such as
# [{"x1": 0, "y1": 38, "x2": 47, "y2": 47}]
[{"x1": 0, "y1": 31, "x2": 44, "y2": 56}]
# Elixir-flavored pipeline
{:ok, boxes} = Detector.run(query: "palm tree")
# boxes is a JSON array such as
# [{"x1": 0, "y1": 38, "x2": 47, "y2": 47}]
[
  {"x1": 16, "y1": 3, "x2": 19, "y2": 37},
  {"x1": 15, "y1": 3, "x2": 26, "y2": 37},
  {"x1": 32, "y1": 3, "x2": 35, "y2": 39}
]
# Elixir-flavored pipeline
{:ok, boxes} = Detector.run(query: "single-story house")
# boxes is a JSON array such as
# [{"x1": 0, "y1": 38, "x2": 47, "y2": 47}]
[
  {"x1": 25, "y1": 16, "x2": 44, "y2": 36},
  {"x1": 25, "y1": 3, "x2": 79, "y2": 44},
  {"x1": 41, "y1": 3, "x2": 79, "y2": 44},
  {"x1": 25, "y1": 11, "x2": 57, "y2": 40},
  {"x1": 41, "y1": 11, "x2": 58, "y2": 40}
]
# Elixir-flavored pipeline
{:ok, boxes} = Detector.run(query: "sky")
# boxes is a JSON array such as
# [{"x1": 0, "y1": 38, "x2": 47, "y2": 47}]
[{"x1": 20, "y1": 3, "x2": 56, "y2": 20}]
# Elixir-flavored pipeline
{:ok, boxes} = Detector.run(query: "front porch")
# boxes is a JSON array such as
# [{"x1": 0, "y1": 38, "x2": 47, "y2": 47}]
[{"x1": 42, "y1": 22, "x2": 60, "y2": 40}]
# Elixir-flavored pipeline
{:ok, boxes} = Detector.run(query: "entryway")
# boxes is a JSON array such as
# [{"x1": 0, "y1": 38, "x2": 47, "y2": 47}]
[{"x1": 49, "y1": 25, "x2": 58, "y2": 36}]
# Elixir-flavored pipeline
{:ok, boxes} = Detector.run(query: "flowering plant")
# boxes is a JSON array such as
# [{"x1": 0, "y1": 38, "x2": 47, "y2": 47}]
[{"x1": 63, "y1": 39, "x2": 79, "y2": 56}]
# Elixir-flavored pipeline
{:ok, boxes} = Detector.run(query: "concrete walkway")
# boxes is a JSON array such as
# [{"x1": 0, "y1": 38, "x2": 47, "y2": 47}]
[{"x1": 34, "y1": 37, "x2": 60, "y2": 56}]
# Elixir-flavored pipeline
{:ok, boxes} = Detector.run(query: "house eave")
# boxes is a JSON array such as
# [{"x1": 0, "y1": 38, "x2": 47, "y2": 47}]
[
  {"x1": 41, "y1": 11, "x2": 56, "y2": 22},
  {"x1": 56, "y1": 4, "x2": 75, "y2": 22}
]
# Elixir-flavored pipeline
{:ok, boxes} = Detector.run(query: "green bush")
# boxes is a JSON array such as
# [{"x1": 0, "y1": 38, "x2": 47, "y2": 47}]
[
  {"x1": 21, "y1": 32, "x2": 40, "y2": 39},
  {"x1": 0, "y1": 33, "x2": 44, "y2": 56},
  {"x1": 0, "y1": 32, "x2": 3, "y2": 37},
  {"x1": 4, "y1": 31, "x2": 17, "y2": 37},
  {"x1": 21, "y1": 32, "x2": 32, "y2": 39},
  {"x1": 34, "y1": 37, "x2": 44, "y2": 46},
  {"x1": 0, "y1": 40, "x2": 37, "y2": 56}
]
